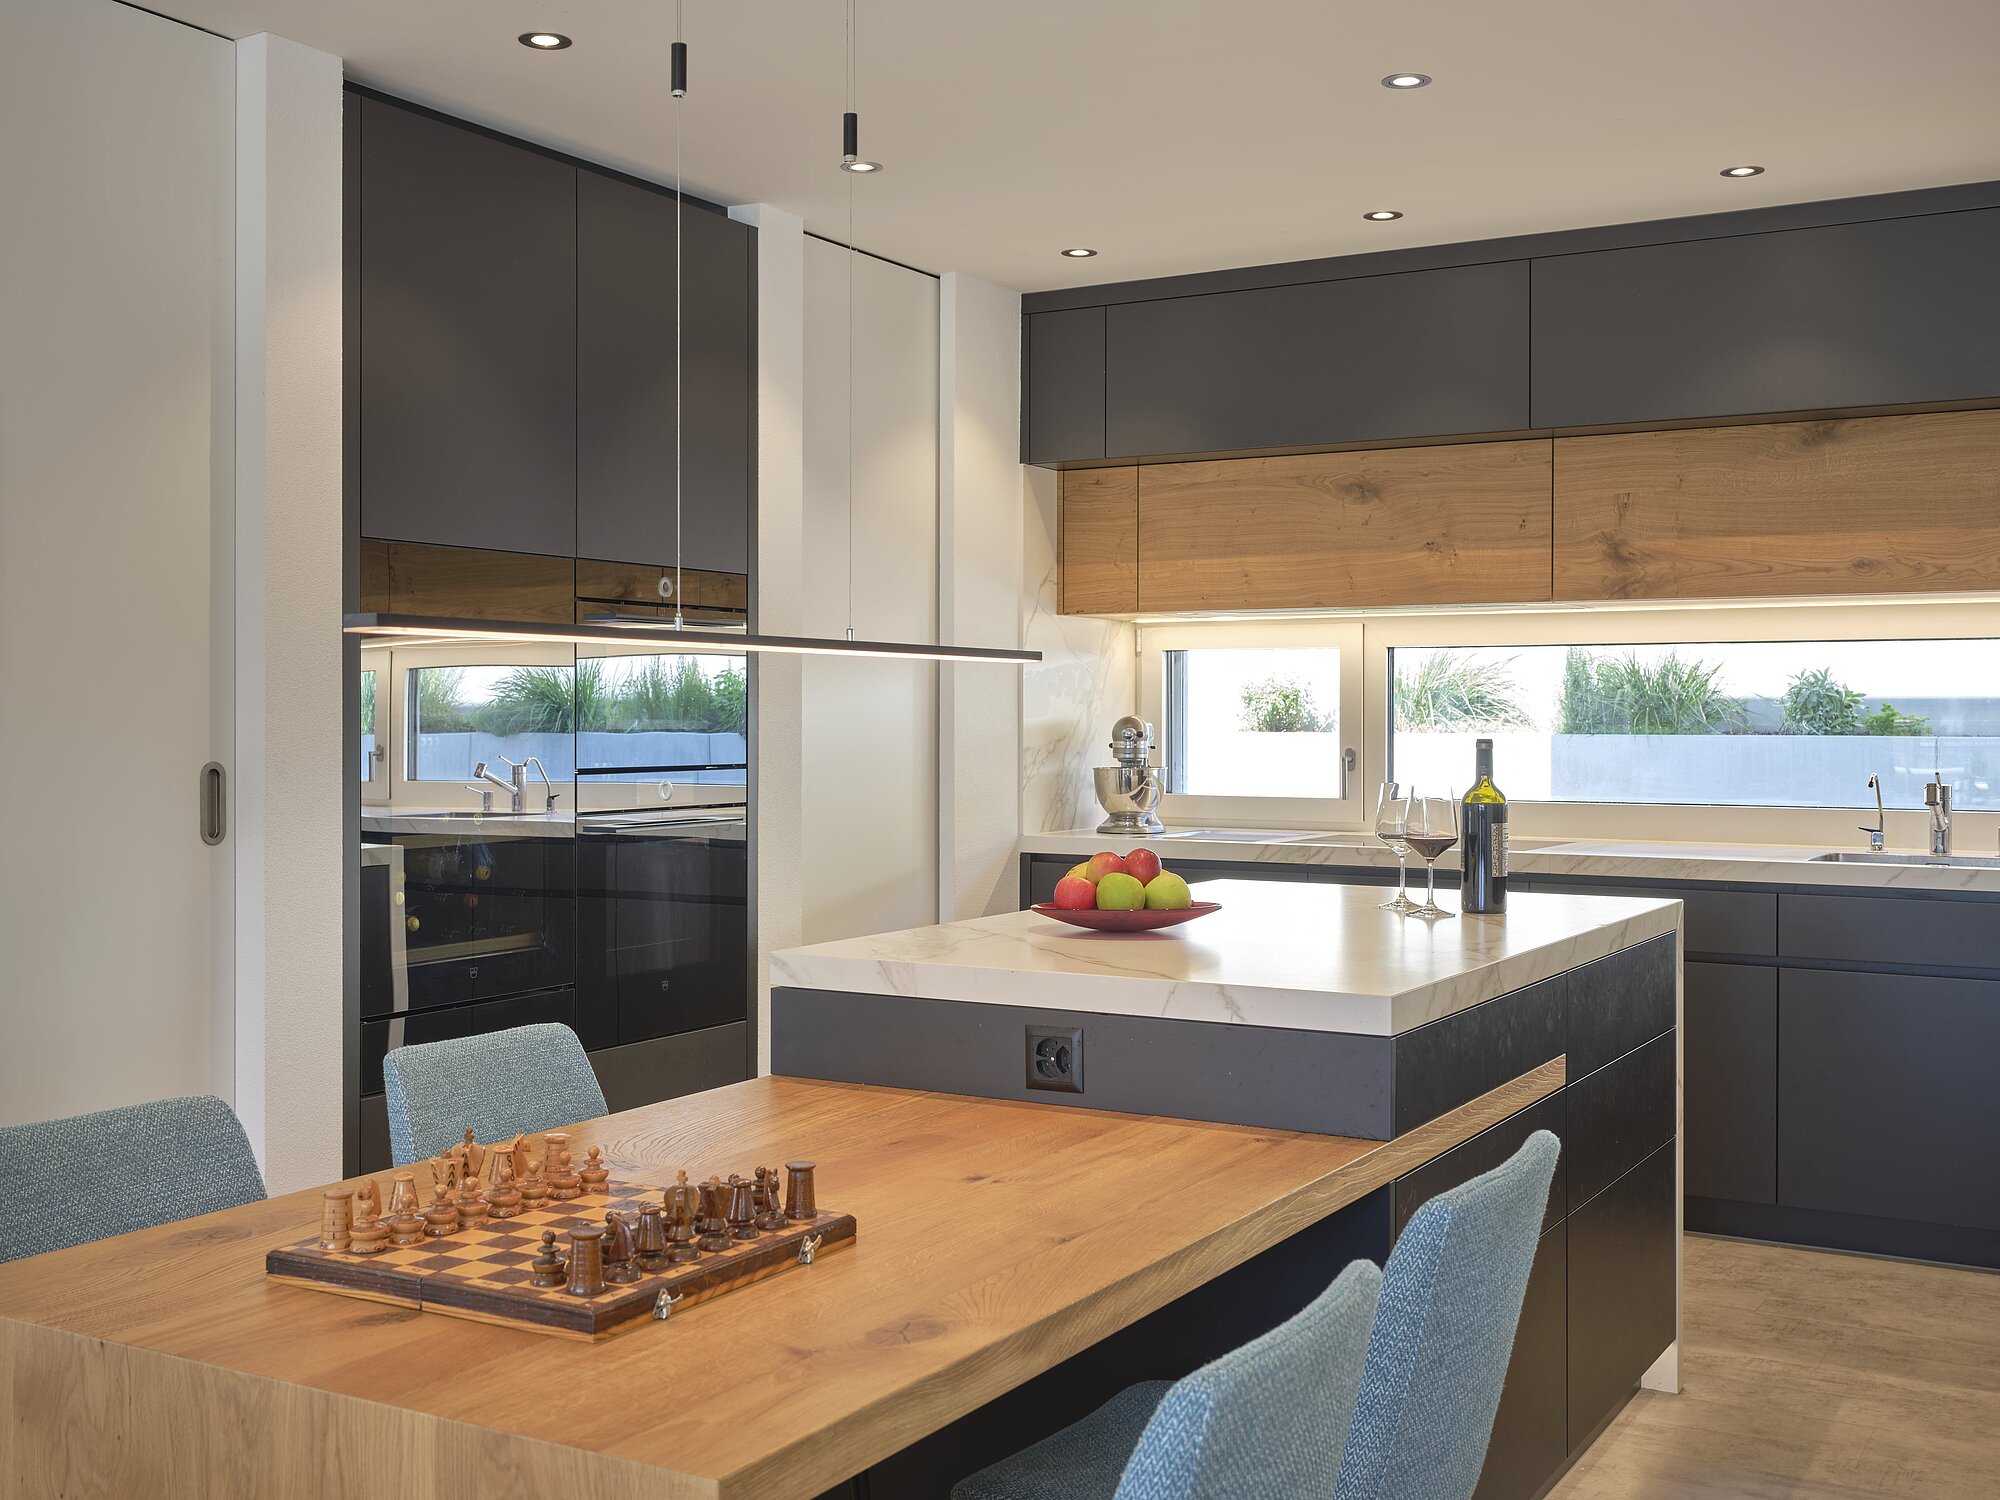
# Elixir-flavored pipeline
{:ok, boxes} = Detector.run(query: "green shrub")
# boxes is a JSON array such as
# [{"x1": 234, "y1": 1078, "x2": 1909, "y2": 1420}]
[
  {"x1": 1780, "y1": 667, "x2": 1864, "y2": 736},
  {"x1": 1862, "y1": 702, "x2": 1931, "y2": 737},
  {"x1": 1556, "y1": 648, "x2": 1745, "y2": 735},
  {"x1": 1394, "y1": 650, "x2": 1534, "y2": 732},
  {"x1": 414, "y1": 667, "x2": 474, "y2": 733},
  {"x1": 1240, "y1": 677, "x2": 1333, "y2": 733}
]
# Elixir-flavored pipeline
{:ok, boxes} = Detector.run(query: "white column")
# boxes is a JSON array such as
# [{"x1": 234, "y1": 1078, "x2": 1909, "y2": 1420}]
[
  {"x1": 234, "y1": 33, "x2": 345, "y2": 1191},
  {"x1": 731, "y1": 204, "x2": 806, "y2": 1076},
  {"x1": 937, "y1": 272, "x2": 1026, "y2": 919}
]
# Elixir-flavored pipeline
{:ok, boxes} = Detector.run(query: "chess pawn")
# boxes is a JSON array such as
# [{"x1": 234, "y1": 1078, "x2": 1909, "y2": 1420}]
[
  {"x1": 564, "y1": 1225, "x2": 607, "y2": 1298},
  {"x1": 727, "y1": 1176, "x2": 759, "y2": 1241},
  {"x1": 518, "y1": 1151, "x2": 550, "y2": 1209},
  {"x1": 348, "y1": 1209, "x2": 390, "y2": 1256},
  {"x1": 548, "y1": 1151, "x2": 581, "y2": 1203},
  {"x1": 578, "y1": 1145, "x2": 610, "y2": 1195},
  {"x1": 696, "y1": 1177, "x2": 733, "y2": 1254},
  {"x1": 386, "y1": 1172, "x2": 426, "y2": 1246},
  {"x1": 353, "y1": 1177, "x2": 382, "y2": 1224},
  {"x1": 529, "y1": 1229, "x2": 568, "y2": 1288},
  {"x1": 784, "y1": 1161, "x2": 818, "y2": 1222},
  {"x1": 484, "y1": 1151, "x2": 523, "y2": 1220},
  {"x1": 603, "y1": 1213, "x2": 641, "y2": 1284},
  {"x1": 754, "y1": 1166, "x2": 788, "y2": 1232},
  {"x1": 422, "y1": 1181, "x2": 460, "y2": 1238},
  {"x1": 319, "y1": 1188, "x2": 355, "y2": 1252},
  {"x1": 456, "y1": 1171, "x2": 489, "y2": 1230}
]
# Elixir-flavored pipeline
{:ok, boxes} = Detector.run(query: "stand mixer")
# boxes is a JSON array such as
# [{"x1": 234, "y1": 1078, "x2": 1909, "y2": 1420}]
[{"x1": 1094, "y1": 716, "x2": 1167, "y2": 836}]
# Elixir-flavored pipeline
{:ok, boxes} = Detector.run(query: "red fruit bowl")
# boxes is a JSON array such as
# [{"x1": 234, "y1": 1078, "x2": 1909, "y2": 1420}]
[{"x1": 1031, "y1": 901, "x2": 1222, "y2": 932}]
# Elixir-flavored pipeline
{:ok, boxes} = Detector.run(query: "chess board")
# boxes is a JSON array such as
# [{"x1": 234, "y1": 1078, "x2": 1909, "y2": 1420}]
[{"x1": 266, "y1": 1180, "x2": 857, "y2": 1340}]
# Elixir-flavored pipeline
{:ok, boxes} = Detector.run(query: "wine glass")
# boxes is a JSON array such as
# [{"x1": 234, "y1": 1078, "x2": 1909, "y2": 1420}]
[
  {"x1": 1374, "y1": 783, "x2": 1417, "y2": 912},
  {"x1": 1403, "y1": 796, "x2": 1460, "y2": 920}
]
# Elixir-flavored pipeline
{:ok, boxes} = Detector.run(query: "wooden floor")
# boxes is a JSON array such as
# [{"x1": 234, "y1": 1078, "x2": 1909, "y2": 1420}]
[{"x1": 1551, "y1": 1234, "x2": 2000, "y2": 1500}]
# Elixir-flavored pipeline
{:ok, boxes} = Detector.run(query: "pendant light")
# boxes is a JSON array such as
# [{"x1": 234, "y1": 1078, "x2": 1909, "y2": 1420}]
[{"x1": 346, "y1": 3, "x2": 1037, "y2": 665}]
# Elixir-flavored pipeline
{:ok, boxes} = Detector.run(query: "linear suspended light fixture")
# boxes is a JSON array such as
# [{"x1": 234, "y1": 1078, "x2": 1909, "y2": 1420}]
[{"x1": 343, "y1": 614, "x2": 1040, "y2": 663}]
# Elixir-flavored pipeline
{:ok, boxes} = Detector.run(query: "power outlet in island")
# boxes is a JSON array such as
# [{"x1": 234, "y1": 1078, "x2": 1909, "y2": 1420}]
[{"x1": 1026, "y1": 1025, "x2": 1084, "y2": 1093}]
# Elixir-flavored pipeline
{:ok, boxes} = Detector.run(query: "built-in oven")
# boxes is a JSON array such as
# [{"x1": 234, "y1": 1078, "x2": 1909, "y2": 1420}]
[{"x1": 575, "y1": 807, "x2": 748, "y2": 1052}]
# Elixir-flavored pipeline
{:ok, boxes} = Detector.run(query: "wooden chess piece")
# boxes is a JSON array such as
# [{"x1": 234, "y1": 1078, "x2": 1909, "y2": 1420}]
[
  {"x1": 483, "y1": 1150, "x2": 522, "y2": 1219},
  {"x1": 633, "y1": 1205, "x2": 670, "y2": 1272},
  {"x1": 460, "y1": 1127, "x2": 486, "y2": 1182},
  {"x1": 422, "y1": 1180, "x2": 461, "y2": 1238},
  {"x1": 386, "y1": 1171, "x2": 426, "y2": 1247},
  {"x1": 727, "y1": 1175, "x2": 759, "y2": 1240},
  {"x1": 519, "y1": 1151, "x2": 550, "y2": 1210},
  {"x1": 603, "y1": 1213, "x2": 641, "y2": 1284},
  {"x1": 784, "y1": 1161, "x2": 818, "y2": 1222},
  {"x1": 545, "y1": 1133, "x2": 581, "y2": 1201},
  {"x1": 319, "y1": 1187, "x2": 354, "y2": 1252},
  {"x1": 433, "y1": 1152, "x2": 458, "y2": 1195},
  {"x1": 664, "y1": 1171, "x2": 699, "y2": 1264},
  {"x1": 353, "y1": 1177, "x2": 382, "y2": 1224},
  {"x1": 564, "y1": 1225, "x2": 607, "y2": 1298},
  {"x1": 456, "y1": 1170, "x2": 489, "y2": 1231},
  {"x1": 696, "y1": 1176, "x2": 733, "y2": 1254},
  {"x1": 754, "y1": 1166, "x2": 788, "y2": 1232},
  {"x1": 579, "y1": 1145, "x2": 610, "y2": 1195},
  {"x1": 348, "y1": 1207, "x2": 390, "y2": 1256},
  {"x1": 529, "y1": 1229, "x2": 567, "y2": 1288}
]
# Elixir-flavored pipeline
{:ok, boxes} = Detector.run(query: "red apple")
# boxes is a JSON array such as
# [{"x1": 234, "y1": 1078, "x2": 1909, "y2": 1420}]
[
  {"x1": 1083, "y1": 851, "x2": 1127, "y2": 883},
  {"x1": 1125, "y1": 848, "x2": 1163, "y2": 885},
  {"x1": 1052, "y1": 875, "x2": 1099, "y2": 910}
]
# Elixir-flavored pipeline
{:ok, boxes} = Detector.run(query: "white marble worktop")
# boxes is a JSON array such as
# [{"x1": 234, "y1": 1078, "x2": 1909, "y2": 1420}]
[
  {"x1": 1019, "y1": 828, "x2": 2000, "y2": 895},
  {"x1": 771, "y1": 880, "x2": 1680, "y2": 1037}
]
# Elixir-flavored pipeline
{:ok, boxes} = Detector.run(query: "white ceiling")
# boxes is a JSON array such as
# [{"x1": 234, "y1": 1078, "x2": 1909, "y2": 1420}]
[{"x1": 144, "y1": 0, "x2": 2000, "y2": 292}]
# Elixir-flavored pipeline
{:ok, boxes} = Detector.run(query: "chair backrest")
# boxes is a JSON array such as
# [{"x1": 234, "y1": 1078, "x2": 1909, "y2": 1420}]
[
  {"x1": 1333, "y1": 1129, "x2": 1561, "y2": 1500},
  {"x1": 1113, "y1": 1257, "x2": 1385, "y2": 1500},
  {"x1": 382, "y1": 1022, "x2": 607, "y2": 1165},
  {"x1": 0, "y1": 1095, "x2": 265, "y2": 1263}
]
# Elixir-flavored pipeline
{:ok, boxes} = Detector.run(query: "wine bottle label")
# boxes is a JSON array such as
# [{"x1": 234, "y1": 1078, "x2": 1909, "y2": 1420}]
[{"x1": 1493, "y1": 819, "x2": 1509, "y2": 877}]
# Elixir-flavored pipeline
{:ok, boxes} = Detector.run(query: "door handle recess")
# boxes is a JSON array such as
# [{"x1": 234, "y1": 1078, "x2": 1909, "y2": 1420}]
[{"x1": 201, "y1": 762, "x2": 227, "y2": 846}]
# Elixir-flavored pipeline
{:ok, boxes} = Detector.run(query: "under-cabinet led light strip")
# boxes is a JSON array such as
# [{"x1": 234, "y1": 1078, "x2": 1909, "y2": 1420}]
[{"x1": 344, "y1": 614, "x2": 1040, "y2": 664}]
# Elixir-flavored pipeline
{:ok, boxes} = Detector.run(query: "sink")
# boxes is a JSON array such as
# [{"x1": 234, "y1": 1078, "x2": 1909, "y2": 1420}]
[{"x1": 1811, "y1": 851, "x2": 2000, "y2": 869}]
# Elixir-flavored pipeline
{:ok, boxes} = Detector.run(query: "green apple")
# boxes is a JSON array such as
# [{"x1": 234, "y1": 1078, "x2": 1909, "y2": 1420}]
[
  {"x1": 1094, "y1": 872, "x2": 1147, "y2": 911},
  {"x1": 1143, "y1": 871, "x2": 1193, "y2": 910}
]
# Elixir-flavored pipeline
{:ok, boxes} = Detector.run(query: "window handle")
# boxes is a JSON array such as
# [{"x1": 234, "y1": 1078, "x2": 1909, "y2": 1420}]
[{"x1": 1344, "y1": 747, "x2": 1358, "y2": 773}]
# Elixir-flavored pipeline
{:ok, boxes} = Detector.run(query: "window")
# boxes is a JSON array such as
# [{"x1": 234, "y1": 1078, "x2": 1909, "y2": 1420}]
[
  {"x1": 406, "y1": 663, "x2": 579, "y2": 782},
  {"x1": 1166, "y1": 646, "x2": 1345, "y2": 799},
  {"x1": 576, "y1": 652, "x2": 748, "y2": 787},
  {"x1": 359, "y1": 669, "x2": 377, "y2": 783},
  {"x1": 1390, "y1": 638, "x2": 2000, "y2": 810}
]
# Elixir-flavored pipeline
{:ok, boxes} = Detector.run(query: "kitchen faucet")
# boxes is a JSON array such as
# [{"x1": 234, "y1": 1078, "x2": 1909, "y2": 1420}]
[
  {"x1": 1926, "y1": 773, "x2": 1953, "y2": 856},
  {"x1": 469, "y1": 757, "x2": 561, "y2": 814},
  {"x1": 1859, "y1": 775, "x2": 1884, "y2": 852}
]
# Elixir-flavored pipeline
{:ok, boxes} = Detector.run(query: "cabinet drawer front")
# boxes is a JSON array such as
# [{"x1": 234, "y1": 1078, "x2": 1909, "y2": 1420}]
[
  {"x1": 1565, "y1": 933, "x2": 1678, "y2": 1078},
  {"x1": 1779, "y1": 968, "x2": 2000, "y2": 1232},
  {"x1": 1781, "y1": 892, "x2": 2000, "y2": 971},
  {"x1": 1566, "y1": 1030, "x2": 1676, "y2": 1213},
  {"x1": 1473, "y1": 1224, "x2": 1568, "y2": 1500},
  {"x1": 1395, "y1": 1094, "x2": 1566, "y2": 1239},
  {"x1": 1683, "y1": 963, "x2": 1777, "y2": 1205},
  {"x1": 1518, "y1": 878, "x2": 1773, "y2": 957},
  {"x1": 1566, "y1": 1141, "x2": 1677, "y2": 1447}
]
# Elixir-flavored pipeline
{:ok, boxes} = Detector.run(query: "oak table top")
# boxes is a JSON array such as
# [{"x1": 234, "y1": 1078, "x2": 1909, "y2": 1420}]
[{"x1": 0, "y1": 1067, "x2": 1562, "y2": 1500}]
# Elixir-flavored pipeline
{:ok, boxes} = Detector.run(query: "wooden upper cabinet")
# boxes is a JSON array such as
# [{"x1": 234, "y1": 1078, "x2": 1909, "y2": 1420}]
[
  {"x1": 1059, "y1": 467, "x2": 1139, "y2": 614},
  {"x1": 1135, "y1": 441, "x2": 1553, "y2": 612},
  {"x1": 1553, "y1": 409, "x2": 2000, "y2": 602}
]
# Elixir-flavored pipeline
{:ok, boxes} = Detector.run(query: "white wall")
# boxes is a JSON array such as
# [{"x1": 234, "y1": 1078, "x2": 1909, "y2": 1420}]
[
  {"x1": 0, "y1": 0, "x2": 235, "y2": 1126},
  {"x1": 800, "y1": 239, "x2": 942, "y2": 943}
]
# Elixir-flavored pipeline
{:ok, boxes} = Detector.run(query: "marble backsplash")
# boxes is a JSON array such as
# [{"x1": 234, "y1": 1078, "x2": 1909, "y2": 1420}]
[{"x1": 1021, "y1": 466, "x2": 1137, "y2": 834}]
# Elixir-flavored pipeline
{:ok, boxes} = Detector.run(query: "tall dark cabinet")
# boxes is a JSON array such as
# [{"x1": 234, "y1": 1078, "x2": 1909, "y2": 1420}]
[
  {"x1": 357, "y1": 96, "x2": 578, "y2": 556},
  {"x1": 577, "y1": 172, "x2": 753, "y2": 576}
]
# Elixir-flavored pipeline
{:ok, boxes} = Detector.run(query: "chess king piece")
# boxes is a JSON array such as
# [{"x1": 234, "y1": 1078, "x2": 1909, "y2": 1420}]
[
  {"x1": 386, "y1": 1171, "x2": 426, "y2": 1247},
  {"x1": 422, "y1": 1180, "x2": 461, "y2": 1238},
  {"x1": 696, "y1": 1176, "x2": 733, "y2": 1254},
  {"x1": 754, "y1": 1166, "x2": 788, "y2": 1232},
  {"x1": 784, "y1": 1161, "x2": 818, "y2": 1222},
  {"x1": 664, "y1": 1171, "x2": 700, "y2": 1264},
  {"x1": 727, "y1": 1175, "x2": 759, "y2": 1241},
  {"x1": 353, "y1": 1177, "x2": 382, "y2": 1224},
  {"x1": 319, "y1": 1187, "x2": 354, "y2": 1252},
  {"x1": 529, "y1": 1229, "x2": 568, "y2": 1288},
  {"x1": 603, "y1": 1213, "x2": 641, "y2": 1283},
  {"x1": 579, "y1": 1145, "x2": 610, "y2": 1195},
  {"x1": 564, "y1": 1225, "x2": 607, "y2": 1298},
  {"x1": 483, "y1": 1149, "x2": 523, "y2": 1219}
]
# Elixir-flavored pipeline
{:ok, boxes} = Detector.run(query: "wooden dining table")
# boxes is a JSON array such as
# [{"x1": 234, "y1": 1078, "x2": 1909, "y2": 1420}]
[{"x1": 0, "y1": 1066, "x2": 1560, "y2": 1499}]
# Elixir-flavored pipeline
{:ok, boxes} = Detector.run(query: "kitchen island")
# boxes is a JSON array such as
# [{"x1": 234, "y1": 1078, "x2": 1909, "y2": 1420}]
[{"x1": 773, "y1": 881, "x2": 1684, "y2": 1500}]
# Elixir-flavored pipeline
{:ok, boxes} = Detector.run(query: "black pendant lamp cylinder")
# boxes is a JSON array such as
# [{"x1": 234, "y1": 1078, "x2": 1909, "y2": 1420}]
[
  {"x1": 671, "y1": 40, "x2": 687, "y2": 98},
  {"x1": 842, "y1": 110, "x2": 859, "y2": 160}
]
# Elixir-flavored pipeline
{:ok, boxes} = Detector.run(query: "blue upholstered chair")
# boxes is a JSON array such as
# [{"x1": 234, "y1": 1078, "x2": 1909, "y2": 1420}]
[
  {"x1": 382, "y1": 1022, "x2": 607, "y2": 1165},
  {"x1": 952, "y1": 1258, "x2": 1385, "y2": 1500},
  {"x1": 0, "y1": 1095, "x2": 265, "y2": 1263},
  {"x1": 1333, "y1": 1129, "x2": 1562, "y2": 1500}
]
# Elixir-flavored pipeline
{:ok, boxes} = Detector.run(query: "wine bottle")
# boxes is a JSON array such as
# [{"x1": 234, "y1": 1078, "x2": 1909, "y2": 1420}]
[{"x1": 1461, "y1": 738, "x2": 1508, "y2": 914}]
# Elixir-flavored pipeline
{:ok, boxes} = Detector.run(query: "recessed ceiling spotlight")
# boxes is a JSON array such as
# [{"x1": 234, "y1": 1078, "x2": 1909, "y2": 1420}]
[
  {"x1": 1381, "y1": 72, "x2": 1432, "y2": 89},
  {"x1": 1061, "y1": 247, "x2": 1098, "y2": 258},
  {"x1": 1363, "y1": 210, "x2": 1404, "y2": 221},
  {"x1": 518, "y1": 32, "x2": 571, "y2": 50},
  {"x1": 1720, "y1": 164, "x2": 1765, "y2": 177}
]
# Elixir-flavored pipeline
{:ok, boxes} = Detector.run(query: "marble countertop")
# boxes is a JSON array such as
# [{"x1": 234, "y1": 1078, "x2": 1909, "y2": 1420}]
[
  {"x1": 1019, "y1": 828, "x2": 2000, "y2": 894},
  {"x1": 771, "y1": 879, "x2": 1679, "y2": 1036}
]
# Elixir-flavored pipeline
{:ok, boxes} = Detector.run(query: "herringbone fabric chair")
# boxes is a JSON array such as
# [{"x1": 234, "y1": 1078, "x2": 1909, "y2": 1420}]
[{"x1": 382, "y1": 1022, "x2": 606, "y2": 1165}]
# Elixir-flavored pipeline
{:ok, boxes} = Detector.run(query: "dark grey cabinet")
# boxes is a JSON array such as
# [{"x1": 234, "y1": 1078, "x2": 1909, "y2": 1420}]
[
  {"x1": 577, "y1": 172, "x2": 753, "y2": 575},
  {"x1": 1566, "y1": 1141, "x2": 1676, "y2": 1445},
  {"x1": 1473, "y1": 1224, "x2": 1567, "y2": 1500},
  {"x1": 1024, "y1": 308, "x2": 1107, "y2": 463},
  {"x1": 1779, "y1": 968, "x2": 2000, "y2": 1233},
  {"x1": 1102, "y1": 261, "x2": 1530, "y2": 459},
  {"x1": 1683, "y1": 962, "x2": 1777, "y2": 1206},
  {"x1": 358, "y1": 96, "x2": 578, "y2": 555},
  {"x1": 1531, "y1": 208, "x2": 2000, "y2": 428}
]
